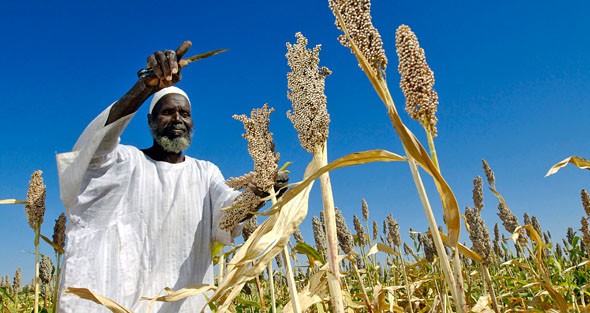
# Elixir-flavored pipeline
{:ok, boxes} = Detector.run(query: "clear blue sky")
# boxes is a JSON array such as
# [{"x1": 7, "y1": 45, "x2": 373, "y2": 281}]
[{"x1": 2, "y1": 0, "x2": 589, "y2": 282}]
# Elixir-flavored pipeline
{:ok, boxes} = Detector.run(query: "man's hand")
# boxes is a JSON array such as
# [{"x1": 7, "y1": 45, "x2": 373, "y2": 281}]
[
  {"x1": 249, "y1": 172, "x2": 290, "y2": 202},
  {"x1": 143, "y1": 41, "x2": 192, "y2": 88}
]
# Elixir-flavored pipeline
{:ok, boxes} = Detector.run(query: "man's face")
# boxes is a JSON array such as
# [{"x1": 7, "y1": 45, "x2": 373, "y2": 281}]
[{"x1": 148, "y1": 93, "x2": 194, "y2": 153}]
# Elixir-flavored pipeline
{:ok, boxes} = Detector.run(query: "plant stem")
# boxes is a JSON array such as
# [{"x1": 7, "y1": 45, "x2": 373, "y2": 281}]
[
  {"x1": 426, "y1": 129, "x2": 439, "y2": 171},
  {"x1": 481, "y1": 264, "x2": 501, "y2": 313},
  {"x1": 351, "y1": 259, "x2": 374, "y2": 313},
  {"x1": 316, "y1": 143, "x2": 346, "y2": 313},
  {"x1": 267, "y1": 264, "x2": 276, "y2": 313},
  {"x1": 407, "y1": 159, "x2": 466, "y2": 313},
  {"x1": 34, "y1": 228, "x2": 40, "y2": 313},
  {"x1": 53, "y1": 253, "x2": 61, "y2": 313}
]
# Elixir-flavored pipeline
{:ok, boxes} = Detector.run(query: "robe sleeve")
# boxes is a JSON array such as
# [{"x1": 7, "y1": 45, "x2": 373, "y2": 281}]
[
  {"x1": 208, "y1": 164, "x2": 242, "y2": 245},
  {"x1": 56, "y1": 103, "x2": 135, "y2": 209}
]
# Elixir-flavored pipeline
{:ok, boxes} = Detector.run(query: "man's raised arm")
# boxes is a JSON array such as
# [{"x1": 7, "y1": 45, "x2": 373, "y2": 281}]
[{"x1": 105, "y1": 41, "x2": 192, "y2": 126}]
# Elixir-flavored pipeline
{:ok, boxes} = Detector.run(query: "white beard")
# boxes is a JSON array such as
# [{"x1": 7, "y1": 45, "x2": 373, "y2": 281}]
[{"x1": 149, "y1": 122, "x2": 193, "y2": 153}]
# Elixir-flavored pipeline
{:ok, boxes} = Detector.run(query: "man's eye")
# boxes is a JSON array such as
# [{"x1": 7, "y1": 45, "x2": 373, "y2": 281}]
[{"x1": 181, "y1": 112, "x2": 190, "y2": 117}]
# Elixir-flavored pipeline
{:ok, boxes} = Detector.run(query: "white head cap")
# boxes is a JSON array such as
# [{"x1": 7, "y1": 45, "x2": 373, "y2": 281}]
[{"x1": 149, "y1": 86, "x2": 191, "y2": 114}]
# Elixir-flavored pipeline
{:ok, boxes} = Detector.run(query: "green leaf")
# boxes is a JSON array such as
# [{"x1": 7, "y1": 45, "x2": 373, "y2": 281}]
[
  {"x1": 0, "y1": 287, "x2": 14, "y2": 304},
  {"x1": 293, "y1": 241, "x2": 325, "y2": 265},
  {"x1": 235, "y1": 296, "x2": 262, "y2": 309}
]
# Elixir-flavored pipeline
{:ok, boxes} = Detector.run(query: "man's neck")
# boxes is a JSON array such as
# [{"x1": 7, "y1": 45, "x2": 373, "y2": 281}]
[{"x1": 142, "y1": 145, "x2": 185, "y2": 163}]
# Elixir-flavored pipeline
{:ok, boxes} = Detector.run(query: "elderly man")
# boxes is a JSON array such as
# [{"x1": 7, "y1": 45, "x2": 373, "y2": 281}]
[{"x1": 56, "y1": 42, "x2": 270, "y2": 312}]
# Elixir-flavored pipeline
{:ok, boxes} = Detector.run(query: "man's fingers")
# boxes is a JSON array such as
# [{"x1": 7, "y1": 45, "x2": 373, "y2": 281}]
[
  {"x1": 155, "y1": 51, "x2": 172, "y2": 81},
  {"x1": 165, "y1": 50, "x2": 178, "y2": 77},
  {"x1": 175, "y1": 41, "x2": 192, "y2": 60}
]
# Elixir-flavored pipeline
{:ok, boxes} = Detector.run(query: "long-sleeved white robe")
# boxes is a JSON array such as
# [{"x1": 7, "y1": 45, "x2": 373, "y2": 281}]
[{"x1": 56, "y1": 105, "x2": 240, "y2": 313}]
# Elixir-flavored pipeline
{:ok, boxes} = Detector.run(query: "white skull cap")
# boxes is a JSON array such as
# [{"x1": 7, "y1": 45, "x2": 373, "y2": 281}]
[{"x1": 149, "y1": 86, "x2": 191, "y2": 114}]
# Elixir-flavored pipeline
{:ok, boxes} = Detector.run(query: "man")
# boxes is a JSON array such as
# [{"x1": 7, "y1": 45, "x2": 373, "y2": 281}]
[{"x1": 56, "y1": 42, "x2": 269, "y2": 312}]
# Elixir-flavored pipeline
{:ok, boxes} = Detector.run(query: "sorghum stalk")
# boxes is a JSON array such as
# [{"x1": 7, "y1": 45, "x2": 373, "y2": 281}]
[
  {"x1": 316, "y1": 143, "x2": 346, "y2": 313},
  {"x1": 286, "y1": 32, "x2": 344, "y2": 313},
  {"x1": 269, "y1": 187, "x2": 301, "y2": 313},
  {"x1": 26, "y1": 170, "x2": 46, "y2": 313},
  {"x1": 52, "y1": 212, "x2": 66, "y2": 313},
  {"x1": 408, "y1": 160, "x2": 462, "y2": 310},
  {"x1": 328, "y1": 2, "x2": 465, "y2": 310}
]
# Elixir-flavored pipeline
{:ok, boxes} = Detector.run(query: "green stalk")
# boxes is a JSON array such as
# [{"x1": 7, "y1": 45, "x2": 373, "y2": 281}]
[{"x1": 53, "y1": 253, "x2": 61, "y2": 313}]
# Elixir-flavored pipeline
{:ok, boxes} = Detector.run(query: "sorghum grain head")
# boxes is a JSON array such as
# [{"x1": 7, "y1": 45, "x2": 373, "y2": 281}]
[
  {"x1": 286, "y1": 32, "x2": 331, "y2": 154},
  {"x1": 566, "y1": 227, "x2": 575, "y2": 245},
  {"x1": 396, "y1": 24, "x2": 439, "y2": 137},
  {"x1": 293, "y1": 228, "x2": 304, "y2": 243},
  {"x1": 497, "y1": 202, "x2": 519, "y2": 234},
  {"x1": 465, "y1": 206, "x2": 492, "y2": 264},
  {"x1": 328, "y1": 0, "x2": 387, "y2": 75},
  {"x1": 13, "y1": 268, "x2": 21, "y2": 293},
  {"x1": 531, "y1": 216, "x2": 543, "y2": 239},
  {"x1": 580, "y1": 217, "x2": 590, "y2": 249},
  {"x1": 335, "y1": 208, "x2": 355, "y2": 255},
  {"x1": 386, "y1": 214, "x2": 401, "y2": 247},
  {"x1": 312, "y1": 215, "x2": 328, "y2": 259},
  {"x1": 26, "y1": 170, "x2": 46, "y2": 230},
  {"x1": 353, "y1": 214, "x2": 368, "y2": 246},
  {"x1": 226, "y1": 171, "x2": 256, "y2": 191},
  {"x1": 233, "y1": 104, "x2": 280, "y2": 191},
  {"x1": 39, "y1": 255, "x2": 53, "y2": 285},
  {"x1": 581, "y1": 189, "x2": 590, "y2": 218},
  {"x1": 53, "y1": 213, "x2": 67, "y2": 251},
  {"x1": 482, "y1": 160, "x2": 496, "y2": 187},
  {"x1": 472, "y1": 176, "x2": 484, "y2": 212},
  {"x1": 361, "y1": 198, "x2": 369, "y2": 221},
  {"x1": 372, "y1": 220, "x2": 378, "y2": 241},
  {"x1": 419, "y1": 233, "x2": 436, "y2": 262},
  {"x1": 220, "y1": 188, "x2": 262, "y2": 232},
  {"x1": 242, "y1": 216, "x2": 259, "y2": 241}
]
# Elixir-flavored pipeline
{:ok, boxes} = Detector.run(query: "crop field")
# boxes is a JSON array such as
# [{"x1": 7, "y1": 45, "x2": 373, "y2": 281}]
[{"x1": 2, "y1": 1, "x2": 590, "y2": 312}]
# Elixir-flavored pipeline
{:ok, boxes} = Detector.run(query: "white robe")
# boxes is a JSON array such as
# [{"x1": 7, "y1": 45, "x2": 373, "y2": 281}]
[{"x1": 56, "y1": 105, "x2": 240, "y2": 313}]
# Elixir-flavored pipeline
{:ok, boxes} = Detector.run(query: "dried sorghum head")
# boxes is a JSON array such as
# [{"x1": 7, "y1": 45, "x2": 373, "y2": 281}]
[
  {"x1": 39, "y1": 255, "x2": 53, "y2": 285},
  {"x1": 531, "y1": 216, "x2": 543, "y2": 240},
  {"x1": 396, "y1": 24, "x2": 439, "y2": 137},
  {"x1": 372, "y1": 220, "x2": 378, "y2": 241},
  {"x1": 226, "y1": 171, "x2": 256, "y2": 191},
  {"x1": 328, "y1": 0, "x2": 387, "y2": 75},
  {"x1": 472, "y1": 176, "x2": 484, "y2": 212},
  {"x1": 26, "y1": 170, "x2": 46, "y2": 230},
  {"x1": 242, "y1": 216, "x2": 259, "y2": 241},
  {"x1": 386, "y1": 214, "x2": 401, "y2": 247},
  {"x1": 581, "y1": 189, "x2": 590, "y2": 218},
  {"x1": 361, "y1": 198, "x2": 369, "y2": 221},
  {"x1": 335, "y1": 208, "x2": 355, "y2": 255},
  {"x1": 419, "y1": 233, "x2": 436, "y2": 262},
  {"x1": 293, "y1": 228, "x2": 304, "y2": 243},
  {"x1": 482, "y1": 160, "x2": 496, "y2": 187},
  {"x1": 53, "y1": 213, "x2": 67, "y2": 252},
  {"x1": 465, "y1": 206, "x2": 492, "y2": 264},
  {"x1": 566, "y1": 227, "x2": 575, "y2": 245},
  {"x1": 13, "y1": 268, "x2": 21, "y2": 293},
  {"x1": 286, "y1": 32, "x2": 331, "y2": 154},
  {"x1": 233, "y1": 104, "x2": 280, "y2": 191},
  {"x1": 220, "y1": 188, "x2": 262, "y2": 232},
  {"x1": 312, "y1": 215, "x2": 328, "y2": 259},
  {"x1": 353, "y1": 214, "x2": 368, "y2": 246},
  {"x1": 580, "y1": 217, "x2": 590, "y2": 250}
]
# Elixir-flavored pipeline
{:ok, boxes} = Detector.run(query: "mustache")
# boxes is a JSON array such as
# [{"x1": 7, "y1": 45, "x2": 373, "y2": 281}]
[{"x1": 165, "y1": 123, "x2": 188, "y2": 131}]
